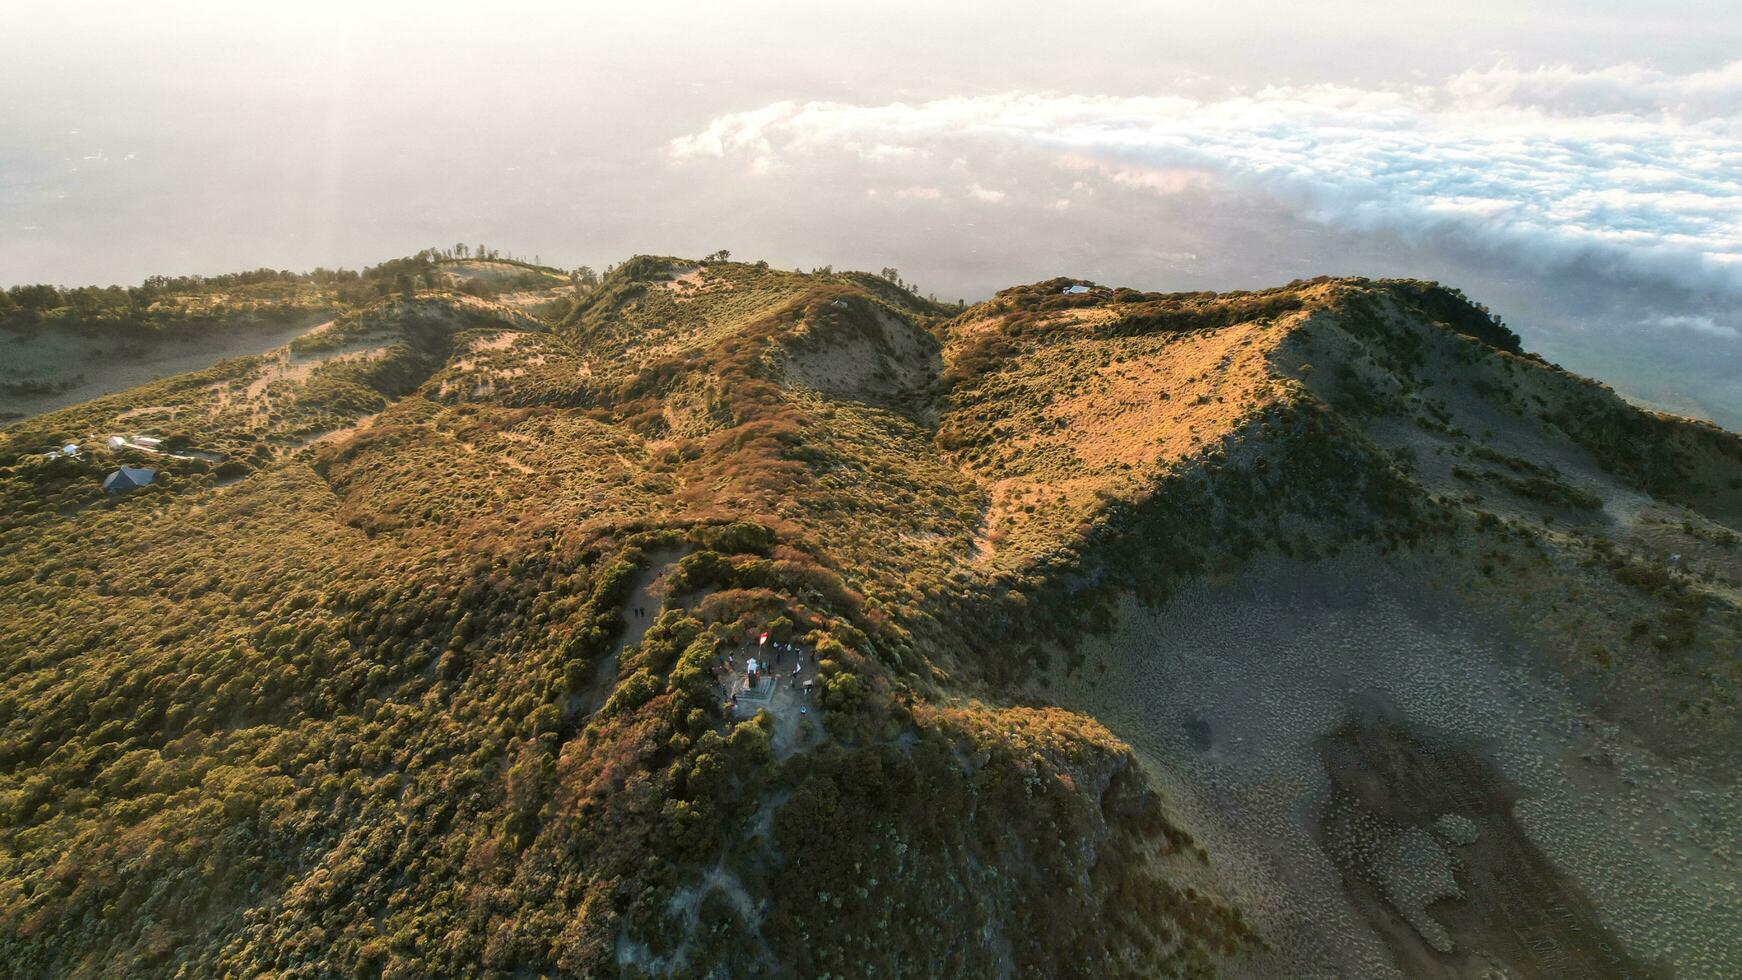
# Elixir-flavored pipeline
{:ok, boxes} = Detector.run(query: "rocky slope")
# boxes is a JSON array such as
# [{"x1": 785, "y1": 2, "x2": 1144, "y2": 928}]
[{"x1": 0, "y1": 256, "x2": 1737, "y2": 978}]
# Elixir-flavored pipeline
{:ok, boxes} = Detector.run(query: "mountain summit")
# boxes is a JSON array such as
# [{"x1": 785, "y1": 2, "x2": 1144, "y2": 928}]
[{"x1": 2, "y1": 255, "x2": 1738, "y2": 978}]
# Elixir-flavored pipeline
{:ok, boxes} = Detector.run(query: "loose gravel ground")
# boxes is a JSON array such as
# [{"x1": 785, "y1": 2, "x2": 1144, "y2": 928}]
[{"x1": 1046, "y1": 547, "x2": 1739, "y2": 979}]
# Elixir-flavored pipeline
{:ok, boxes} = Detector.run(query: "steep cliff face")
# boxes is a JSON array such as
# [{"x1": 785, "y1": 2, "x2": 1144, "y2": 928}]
[{"x1": 0, "y1": 258, "x2": 1737, "y2": 977}]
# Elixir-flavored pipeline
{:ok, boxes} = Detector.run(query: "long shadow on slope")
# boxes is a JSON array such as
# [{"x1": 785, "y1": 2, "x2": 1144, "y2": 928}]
[{"x1": 1316, "y1": 697, "x2": 1666, "y2": 980}]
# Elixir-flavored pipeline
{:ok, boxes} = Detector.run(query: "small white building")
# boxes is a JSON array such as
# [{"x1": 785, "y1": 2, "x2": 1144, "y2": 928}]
[{"x1": 1062, "y1": 284, "x2": 1091, "y2": 295}]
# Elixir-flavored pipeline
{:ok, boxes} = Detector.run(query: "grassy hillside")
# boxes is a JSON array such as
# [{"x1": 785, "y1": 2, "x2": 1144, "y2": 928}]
[
  {"x1": 0, "y1": 253, "x2": 579, "y2": 422},
  {"x1": 1, "y1": 256, "x2": 1737, "y2": 977}
]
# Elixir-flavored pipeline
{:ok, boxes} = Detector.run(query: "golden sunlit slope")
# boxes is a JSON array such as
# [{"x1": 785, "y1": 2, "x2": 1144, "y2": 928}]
[{"x1": 933, "y1": 274, "x2": 1739, "y2": 740}]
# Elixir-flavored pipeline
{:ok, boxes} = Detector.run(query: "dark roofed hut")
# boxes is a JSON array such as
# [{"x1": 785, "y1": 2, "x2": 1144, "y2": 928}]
[{"x1": 103, "y1": 466, "x2": 156, "y2": 494}]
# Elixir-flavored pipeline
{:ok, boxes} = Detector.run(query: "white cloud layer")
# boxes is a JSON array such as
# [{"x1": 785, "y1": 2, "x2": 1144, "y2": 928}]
[
  {"x1": 671, "y1": 62, "x2": 1742, "y2": 295},
  {"x1": 1651, "y1": 313, "x2": 1741, "y2": 340}
]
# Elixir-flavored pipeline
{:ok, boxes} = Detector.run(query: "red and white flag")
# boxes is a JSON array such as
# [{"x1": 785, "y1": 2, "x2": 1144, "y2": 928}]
[{"x1": 758, "y1": 632, "x2": 768, "y2": 645}]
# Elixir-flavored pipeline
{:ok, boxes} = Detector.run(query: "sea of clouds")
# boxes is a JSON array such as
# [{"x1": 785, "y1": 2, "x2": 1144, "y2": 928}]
[{"x1": 672, "y1": 62, "x2": 1742, "y2": 304}]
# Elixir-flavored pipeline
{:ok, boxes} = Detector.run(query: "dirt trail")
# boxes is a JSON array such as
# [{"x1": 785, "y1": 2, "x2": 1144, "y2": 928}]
[
  {"x1": 243, "y1": 339, "x2": 390, "y2": 405},
  {"x1": 293, "y1": 414, "x2": 380, "y2": 451},
  {"x1": 582, "y1": 547, "x2": 686, "y2": 717}
]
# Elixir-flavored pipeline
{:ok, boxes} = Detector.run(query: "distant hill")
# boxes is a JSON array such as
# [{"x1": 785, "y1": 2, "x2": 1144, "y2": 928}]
[
  {"x1": 0, "y1": 254, "x2": 578, "y2": 422},
  {"x1": 1, "y1": 255, "x2": 1737, "y2": 978}
]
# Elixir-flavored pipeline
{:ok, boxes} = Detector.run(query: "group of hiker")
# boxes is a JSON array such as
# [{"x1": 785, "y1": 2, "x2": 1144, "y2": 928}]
[{"x1": 723, "y1": 629, "x2": 814, "y2": 711}]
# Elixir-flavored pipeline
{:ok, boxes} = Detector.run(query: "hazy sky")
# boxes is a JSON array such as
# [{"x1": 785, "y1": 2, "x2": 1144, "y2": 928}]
[{"x1": 3, "y1": 0, "x2": 1739, "y2": 425}]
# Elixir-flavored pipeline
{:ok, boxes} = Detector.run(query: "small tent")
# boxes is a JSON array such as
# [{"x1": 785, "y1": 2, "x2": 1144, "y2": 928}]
[
  {"x1": 1062, "y1": 284, "x2": 1091, "y2": 295},
  {"x1": 107, "y1": 435, "x2": 127, "y2": 449},
  {"x1": 103, "y1": 466, "x2": 156, "y2": 493}
]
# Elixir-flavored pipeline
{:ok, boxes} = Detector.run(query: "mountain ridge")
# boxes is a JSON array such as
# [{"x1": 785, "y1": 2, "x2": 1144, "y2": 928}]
[{"x1": 1, "y1": 254, "x2": 1738, "y2": 977}]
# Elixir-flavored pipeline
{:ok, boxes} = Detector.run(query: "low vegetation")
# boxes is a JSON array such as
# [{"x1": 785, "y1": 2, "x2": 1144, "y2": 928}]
[{"x1": 0, "y1": 255, "x2": 1737, "y2": 977}]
